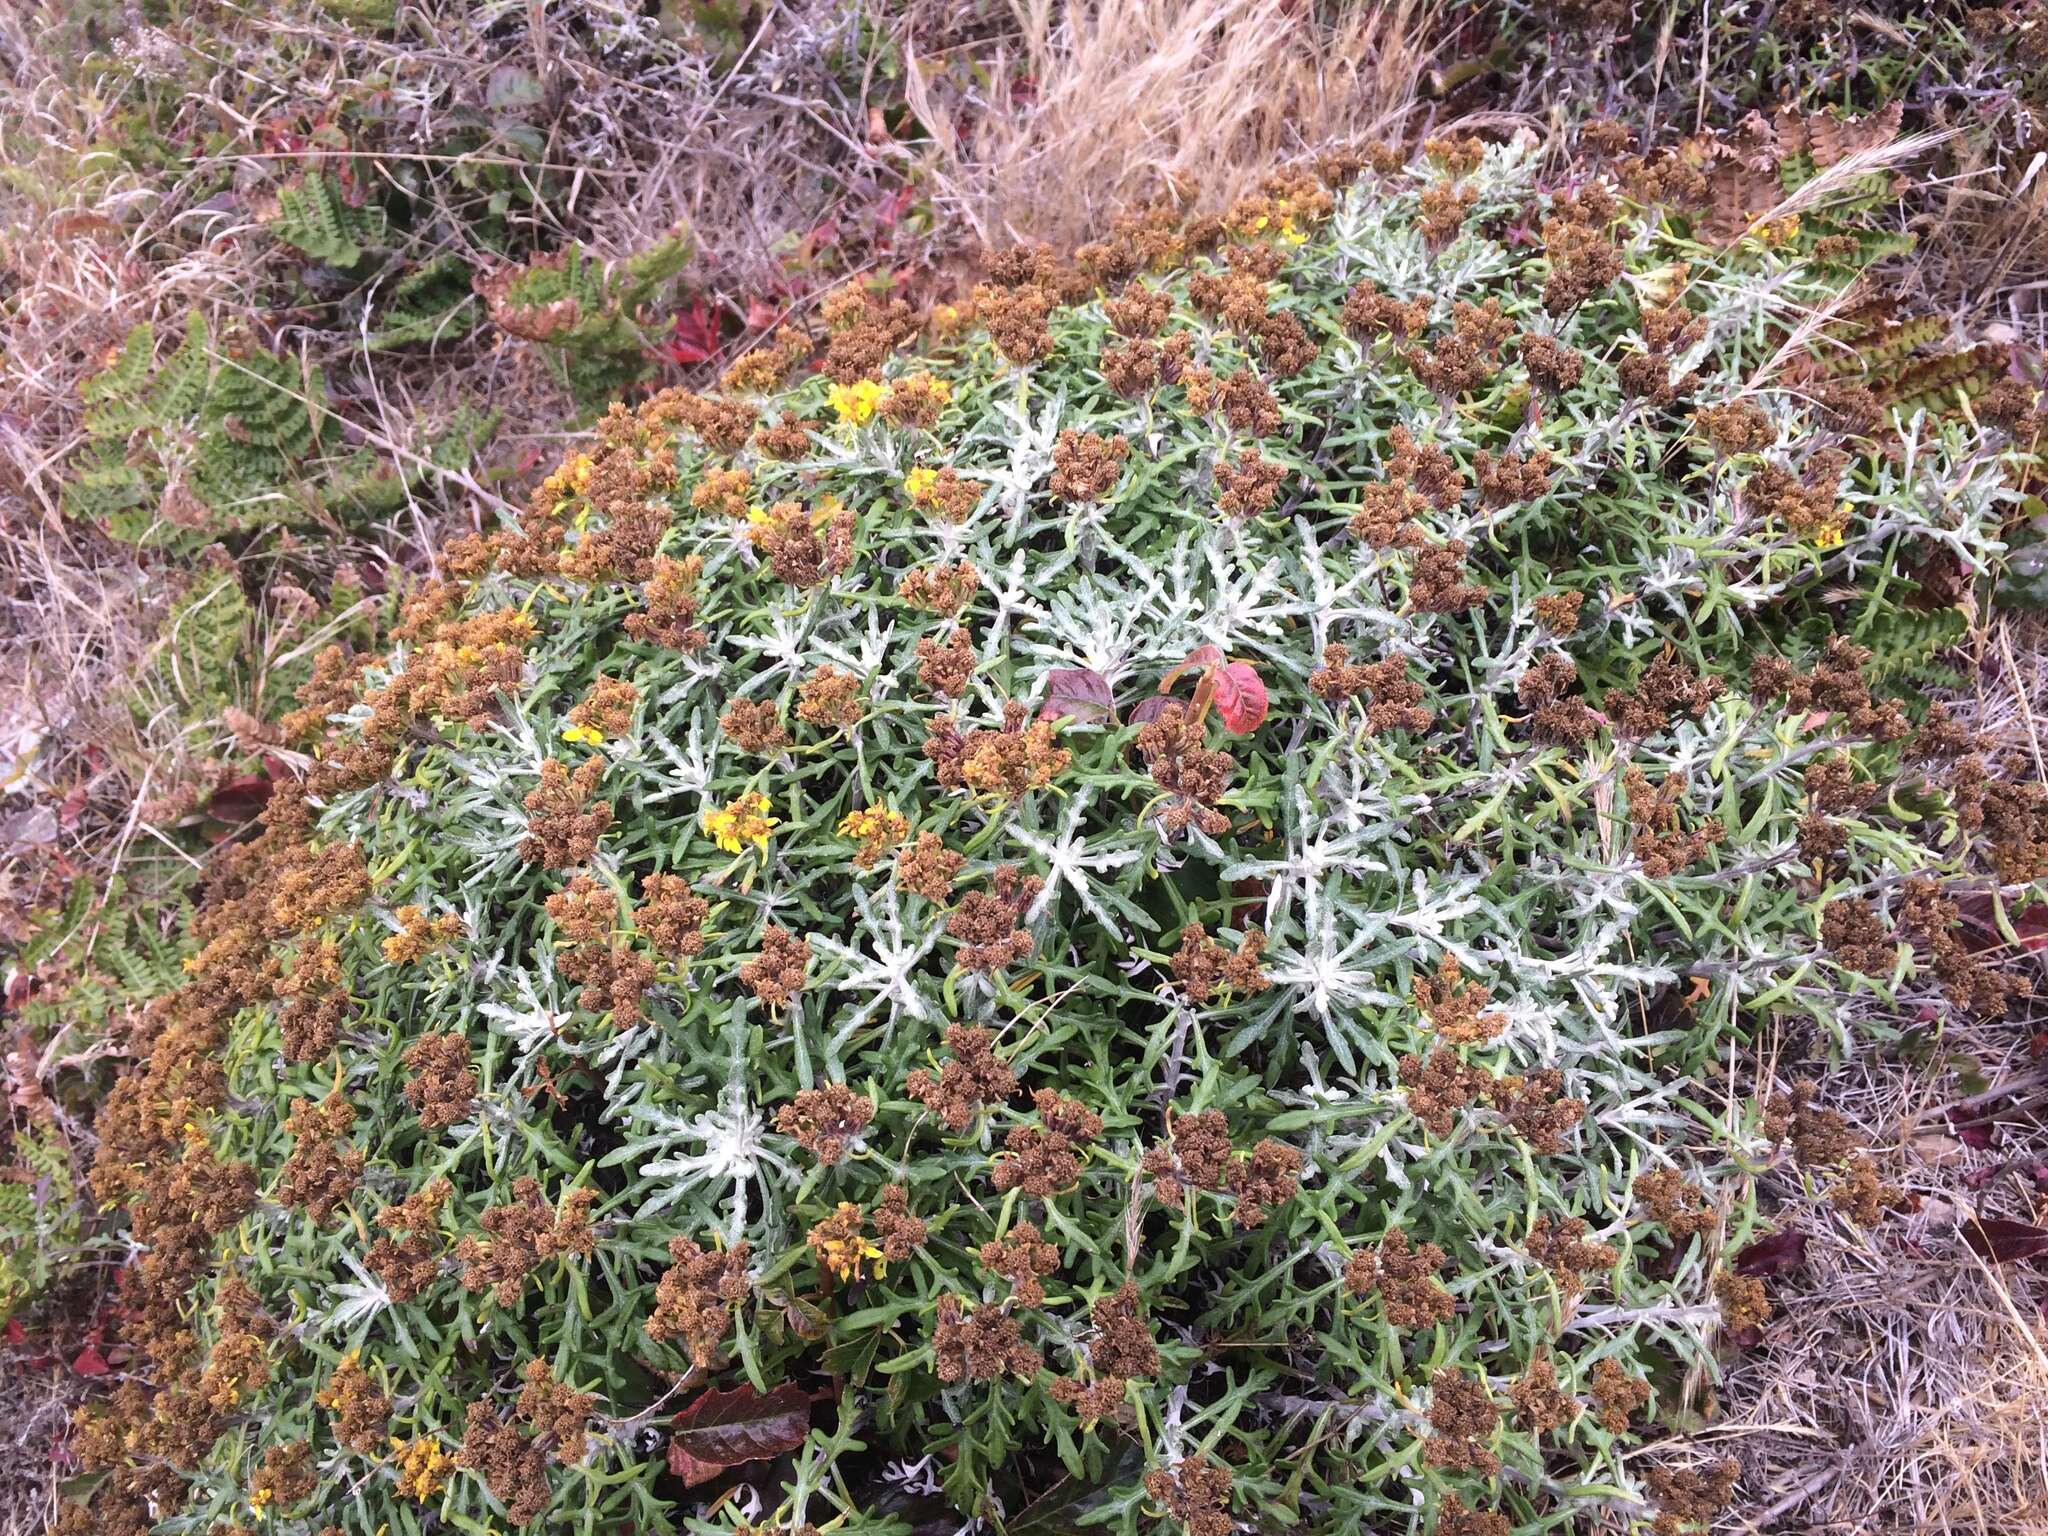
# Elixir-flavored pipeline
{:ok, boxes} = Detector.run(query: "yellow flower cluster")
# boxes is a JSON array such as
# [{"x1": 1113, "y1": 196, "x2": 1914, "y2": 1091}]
[
  {"x1": 1242, "y1": 213, "x2": 1308, "y2": 245},
  {"x1": 837, "y1": 804, "x2": 910, "y2": 867},
  {"x1": 390, "y1": 1435, "x2": 454, "y2": 1502},
  {"x1": 702, "y1": 791, "x2": 779, "y2": 854},
  {"x1": 828, "y1": 378, "x2": 885, "y2": 426},
  {"x1": 809, "y1": 1201, "x2": 886, "y2": 1282},
  {"x1": 1755, "y1": 214, "x2": 1802, "y2": 248},
  {"x1": 561, "y1": 722, "x2": 606, "y2": 746},
  {"x1": 540, "y1": 452, "x2": 595, "y2": 510},
  {"x1": 904, "y1": 466, "x2": 937, "y2": 502}
]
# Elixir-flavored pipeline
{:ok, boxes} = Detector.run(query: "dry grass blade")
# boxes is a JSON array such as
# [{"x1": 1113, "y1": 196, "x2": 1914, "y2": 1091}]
[
  {"x1": 900, "y1": 0, "x2": 1443, "y2": 250},
  {"x1": 1720, "y1": 1229, "x2": 2048, "y2": 1534},
  {"x1": 1747, "y1": 128, "x2": 1957, "y2": 239},
  {"x1": 1741, "y1": 128, "x2": 1956, "y2": 388}
]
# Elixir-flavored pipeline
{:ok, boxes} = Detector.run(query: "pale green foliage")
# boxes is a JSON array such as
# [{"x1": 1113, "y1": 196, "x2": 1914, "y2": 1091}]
[{"x1": 86, "y1": 141, "x2": 2033, "y2": 1536}]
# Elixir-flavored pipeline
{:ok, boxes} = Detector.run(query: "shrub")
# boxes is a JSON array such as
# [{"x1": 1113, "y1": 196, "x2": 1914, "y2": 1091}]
[{"x1": 71, "y1": 131, "x2": 2039, "y2": 1536}]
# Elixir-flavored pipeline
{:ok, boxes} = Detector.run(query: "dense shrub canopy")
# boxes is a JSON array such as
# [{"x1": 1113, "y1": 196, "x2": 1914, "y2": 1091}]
[{"x1": 74, "y1": 132, "x2": 2041, "y2": 1536}]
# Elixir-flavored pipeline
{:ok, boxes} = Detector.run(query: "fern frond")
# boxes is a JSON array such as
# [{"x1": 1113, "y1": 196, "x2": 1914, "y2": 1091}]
[{"x1": 271, "y1": 171, "x2": 384, "y2": 268}]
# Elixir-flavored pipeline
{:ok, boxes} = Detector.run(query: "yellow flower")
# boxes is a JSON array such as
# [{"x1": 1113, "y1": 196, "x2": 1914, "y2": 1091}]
[
  {"x1": 391, "y1": 1436, "x2": 454, "y2": 1502},
  {"x1": 837, "y1": 805, "x2": 910, "y2": 867},
  {"x1": 828, "y1": 378, "x2": 885, "y2": 426},
  {"x1": 931, "y1": 303, "x2": 967, "y2": 337},
  {"x1": 1276, "y1": 217, "x2": 1308, "y2": 246},
  {"x1": 837, "y1": 805, "x2": 901, "y2": 840},
  {"x1": 904, "y1": 466, "x2": 938, "y2": 503},
  {"x1": 561, "y1": 722, "x2": 606, "y2": 746},
  {"x1": 809, "y1": 1202, "x2": 886, "y2": 1282},
  {"x1": 1813, "y1": 522, "x2": 1845, "y2": 550},
  {"x1": 1759, "y1": 214, "x2": 1801, "y2": 247},
  {"x1": 702, "y1": 791, "x2": 779, "y2": 854},
  {"x1": 540, "y1": 452, "x2": 596, "y2": 506}
]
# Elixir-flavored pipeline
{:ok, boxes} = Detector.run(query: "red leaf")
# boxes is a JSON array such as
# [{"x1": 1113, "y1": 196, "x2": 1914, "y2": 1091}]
[
  {"x1": 660, "y1": 300, "x2": 723, "y2": 366},
  {"x1": 1962, "y1": 1160, "x2": 2048, "y2": 1191},
  {"x1": 71, "y1": 1344, "x2": 108, "y2": 1377},
  {"x1": 1733, "y1": 1229, "x2": 1807, "y2": 1277},
  {"x1": 5, "y1": 1318, "x2": 24, "y2": 1346},
  {"x1": 875, "y1": 186, "x2": 914, "y2": 228},
  {"x1": 206, "y1": 773, "x2": 273, "y2": 823},
  {"x1": 1956, "y1": 894, "x2": 2048, "y2": 955},
  {"x1": 665, "y1": 1382, "x2": 810, "y2": 1487},
  {"x1": 744, "y1": 296, "x2": 780, "y2": 331},
  {"x1": 1955, "y1": 1122, "x2": 1998, "y2": 1150},
  {"x1": 58, "y1": 782, "x2": 89, "y2": 830},
  {"x1": 1212, "y1": 661, "x2": 1268, "y2": 734},
  {"x1": 1039, "y1": 668, "x2": 1116, "y2": 725},
  {"x1": 1961, "y1": 1216, "x2": 2048, "y2": 1265},
  {"x1": 1157, "y1": 645, "x2": 1220, "y2": 695}
]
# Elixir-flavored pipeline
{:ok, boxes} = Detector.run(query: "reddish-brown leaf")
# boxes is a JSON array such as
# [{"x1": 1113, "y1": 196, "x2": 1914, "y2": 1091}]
[
  {"x1": 57, "y1": 782, "x2": 89, "y2": 831},
  {"x1": 666, "y1": 1382, "x2": 810, "y2": 1487},
  {"x1": 1039, "y1": 667, "x2": 1116, "y2": 725},
  {"x1": 1732, "y1": 1229, "x2": 1807, "y2": 1277},
  {"x1": 1961, "y1": 1216, "x2": 2048, "y2": 1265},
  {"x1": 1957, "y1": 893, "x2": 2048, "y2": 955},
  {"x1": 206, "y1": 772, "x2": 273, "y2": 823},
  {"x1": 1949, "y1": 1112, "x2": 1998, "y2": 1150},
  {"x1": 1127, "y1": 696, "x2": 1172, "y2": 726}
]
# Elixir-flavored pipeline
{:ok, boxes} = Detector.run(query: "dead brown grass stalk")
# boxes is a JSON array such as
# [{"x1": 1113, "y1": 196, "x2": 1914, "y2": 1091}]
[
  {"x1": 900, "y1": 0, "x2": 1444, "y2": 251},
  {"x1": 1713, "y1": 613, "x2": 2048, "y2": 1536}
]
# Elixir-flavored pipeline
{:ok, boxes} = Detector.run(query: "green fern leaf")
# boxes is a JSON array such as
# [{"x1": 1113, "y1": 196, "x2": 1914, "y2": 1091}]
[
  {"x1": 272, "y1": 171, "x2": 383, "y2": 268},
  {"x1": 367, "y1": 254, "x2": 478, "y2": 349}
]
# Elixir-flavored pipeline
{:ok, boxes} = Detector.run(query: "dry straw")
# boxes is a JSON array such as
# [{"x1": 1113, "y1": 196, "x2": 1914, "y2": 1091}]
[{"x1": 901, "y1": 0, "x2": 1443, "y2": 249}]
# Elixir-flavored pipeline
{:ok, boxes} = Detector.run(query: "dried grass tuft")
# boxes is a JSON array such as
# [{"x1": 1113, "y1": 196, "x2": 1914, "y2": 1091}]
[
  {"x1": 1715, "y1": 1036, "x2": 2048, "y2": 1535},
  {"x1": 1711, "y1": 612, "x2": 2048, "y2": 1536},
  {"x1": 900, "y1": 0, "x2": 1443, "y2": 251}
]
